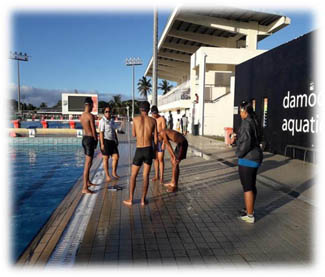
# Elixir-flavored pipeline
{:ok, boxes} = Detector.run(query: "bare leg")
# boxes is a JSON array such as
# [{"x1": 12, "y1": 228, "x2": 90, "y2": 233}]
[
  {"x1": 166, "y1": 164, "x2": 179, "y2": 192},
  {"x1": 102, "y1": 155, "x2": 111, "y2": 182},
  {"x1": 82, "y1": 155, "x2": 94, "y2": 194},
  {"x1": 174, "y1": 163, "x2": 180, "y2": 187},
  {"x1": 244, "y1": 191, "x2": 255, "y2": 214},
  {"x1": 112, "y1": 154, "x2": 120, "y2": 178},
  {"x1": 152, "y1": 155, "x2": 159, "y2": 181},
  {"x1": 123, "y1": 165, "x2": 141, "y2": 206},
  {"x1": 164, "y1": 162, "x2": 177, "y2": 188},
  {"x1": 141, "y1": 163, "x2": 151, "y2": 205},
  {"x1": 158, "y1": 152, "x2": 165, "y2": 185}
]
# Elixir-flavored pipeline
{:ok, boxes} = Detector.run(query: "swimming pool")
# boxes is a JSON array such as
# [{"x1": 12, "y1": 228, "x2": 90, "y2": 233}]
[
  {"x1": 9, "y1": 138, "x2": 90, "y2": 261},
  {"x1": 11, "y1": 121, "x2": 122, "y2": 130},
  {"x1": 13, "y1": 121, "x2": 83, "y2": 129}
]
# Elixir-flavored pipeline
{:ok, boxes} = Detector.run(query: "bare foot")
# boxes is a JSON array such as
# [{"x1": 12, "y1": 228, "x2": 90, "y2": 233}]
[
  {"x1": 112, "y1": 174, "x2": 120, "y2": 179},
  {"x1": 152, "y1": 176, "x2": 159, "y2": 181},
  {"x1": 82, "y1": 188, "x2": 95, "y2": 194},
  {"x1": 141, "y1": 199, "x2": 148, "y2": 206},
  {"x1": 164, "y1": 182, "x2": 174, "y2": 187},
  {"x1": 87, "y1": 182, "x2": 98, "y2": 187},
  {"x1": 123, "y1": 199, "x2": 133, "y2": 206},
  {"x1": 167, "y1": 186, "x2": 177, "y2": 193},
  {"x1": 105, "y1": 176, "x2": 112, "y2": 182},
  {"x1": 159, "y1": 179, "x2": 164, "y2": 185}
]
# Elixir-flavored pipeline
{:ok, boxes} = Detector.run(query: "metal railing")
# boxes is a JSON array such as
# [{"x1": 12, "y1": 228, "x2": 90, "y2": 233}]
[{"x1": 159, "y1": 80, "x2": 191, "y2": 106}]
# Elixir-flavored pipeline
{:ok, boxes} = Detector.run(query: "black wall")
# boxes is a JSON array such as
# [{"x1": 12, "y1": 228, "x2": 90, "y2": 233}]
[{"x1": 234, "y1": 31, "x2": 316, "y2": 158}]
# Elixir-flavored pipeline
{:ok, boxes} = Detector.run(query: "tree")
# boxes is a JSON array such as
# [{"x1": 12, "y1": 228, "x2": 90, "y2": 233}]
[
  {"x1": 137, "y1": 76, "x2": 152, "y2": 100},
  {"x1": 26, "y1": 103, "x2": 36, "y2": 110},
  {"x1": 112, "y1": 95, "x2": 122, "y2": 107},
  {"x1": 52, "y1": 100, "x2": 62, "y2": 108},
  {"x1": 39, "y1": 102, "x2": 48, "y2": 108},
  {"x1": 110, "y1": 94, "x2": 123, "y2": 114},
  {"x1": 98, "y1": 100, "x2": 109, "y2": 111},
  {"x1": 159, "y1": 79, "x2": 173, "y2": 95}
]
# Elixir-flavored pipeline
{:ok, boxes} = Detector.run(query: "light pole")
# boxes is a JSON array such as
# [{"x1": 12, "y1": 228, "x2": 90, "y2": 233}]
[
  {"x1": 125, "y1": 57, "x2": 142, "y2": 119},
  {"x1": 126, "y1": 105, "x2": 130, "y2": 122},
  {"x1": 152, "y1": 8, "x2": 158, "y2": 106},
  {"x1": 9, "y1": 51, "x2": 29, "y2": 115}
]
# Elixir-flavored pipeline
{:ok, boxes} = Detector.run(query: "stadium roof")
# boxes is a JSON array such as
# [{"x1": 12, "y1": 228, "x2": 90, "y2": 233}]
[{"x1": 144, "y1": 7, "x2": 290, "y2": 82}]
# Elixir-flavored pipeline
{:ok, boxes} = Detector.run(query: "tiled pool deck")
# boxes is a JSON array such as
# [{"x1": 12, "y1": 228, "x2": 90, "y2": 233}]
[{"x1": 16, "y1": 133, "x2": 316, "y2": 267}]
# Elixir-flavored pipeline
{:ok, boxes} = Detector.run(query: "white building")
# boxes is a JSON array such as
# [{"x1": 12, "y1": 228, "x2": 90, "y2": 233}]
[{"x1": 145, "y1": 7, "x2": 290, "y2": 136}]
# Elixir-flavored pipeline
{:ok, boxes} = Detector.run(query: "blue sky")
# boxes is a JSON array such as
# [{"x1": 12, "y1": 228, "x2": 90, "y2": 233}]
[{"x1": 10, "y1": 9, "x2": 314, "y2": 107}]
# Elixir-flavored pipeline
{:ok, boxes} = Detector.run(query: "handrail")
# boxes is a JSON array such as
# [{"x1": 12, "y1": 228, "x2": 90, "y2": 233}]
[{"x1": 284, "y1": 144, "x2": 316, "y2": 162}]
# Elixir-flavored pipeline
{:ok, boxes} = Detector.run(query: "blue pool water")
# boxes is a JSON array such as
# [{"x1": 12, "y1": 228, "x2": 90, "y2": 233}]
[{"x1": 9, "y1": 139, "x2": 88, "y2": 261}]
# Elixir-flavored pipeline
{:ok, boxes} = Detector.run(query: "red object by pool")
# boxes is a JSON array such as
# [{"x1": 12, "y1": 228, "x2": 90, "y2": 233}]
[
  {"x1": 41, "y1": 120, "x2": 48, "y2": 128},
  {"x1": 69, "y1": 121, "x2": 76, "y2": 129}
]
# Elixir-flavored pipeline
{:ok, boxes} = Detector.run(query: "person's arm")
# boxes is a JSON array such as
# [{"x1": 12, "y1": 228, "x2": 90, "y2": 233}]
[
  {"x1": 162, "y1": 131, "x2": 176, "y2": 161},
  {"x1": 115, "y1": 129, "x2": 119, "y2": 146},
  {"x1": 99, "y1": 132, "x2": 105, "y2": 151},
  {"x1": 153, "y1": 120, "x2": 158, "y2": 151},
  {"x1": 132, "y1": 120, "x2": 136, "y2": 137},
  {"x1": 161, "y1": 118, "x2": 167, "y2": 150},
  {"x1": 161, "y1": 117, "x2": 166, "y2": 130},
  {"x1": 90, "y1": 115, "x2": 97, "y2": 140},
  {"x1": 98, "y1": 119, "x2": 104, "y2": 151},
  {"x1": 235, "y1": 121, "x2": 251, "y2": 158}
]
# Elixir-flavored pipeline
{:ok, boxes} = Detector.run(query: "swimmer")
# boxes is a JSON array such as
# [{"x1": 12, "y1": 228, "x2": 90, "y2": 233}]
[
  {"x1": 80, "y1": 97, "x2": 98, "y2": 194},
  {"x1": 159, "y1": 129, "x2": 188, "y2": 192},
  {"x1": 150, "y1": 105, "x2": 166, "y2": 185},
  {"x1": 123, "y1": 101, "x2": 157, "y2": 206}
]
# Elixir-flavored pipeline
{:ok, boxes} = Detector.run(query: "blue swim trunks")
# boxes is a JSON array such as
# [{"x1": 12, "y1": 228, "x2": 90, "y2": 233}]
[{"x1": 157, "y1": 141, "x2": 164, "y2": 152}]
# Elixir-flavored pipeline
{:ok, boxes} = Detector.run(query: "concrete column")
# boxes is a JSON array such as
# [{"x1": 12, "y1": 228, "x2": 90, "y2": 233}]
[
  {"x1": 198, "y1": 53, "x2": 207, "y2": 135},
  {"x1": 245, "y1": 21, "x2": 258, "y2": 50},
  {"x1": 230, "y1": 76, "x2": 236, "y2": 128}
]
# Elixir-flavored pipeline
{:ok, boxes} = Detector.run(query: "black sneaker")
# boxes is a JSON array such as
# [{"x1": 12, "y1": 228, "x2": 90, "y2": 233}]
[{"x1": 238, "y1": 208, "x2": 247, "y2": 216}]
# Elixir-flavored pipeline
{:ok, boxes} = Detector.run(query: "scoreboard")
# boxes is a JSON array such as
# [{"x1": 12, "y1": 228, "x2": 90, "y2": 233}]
[{"x1": 62, "y1": 93, "x2": 98, "y2": 115}]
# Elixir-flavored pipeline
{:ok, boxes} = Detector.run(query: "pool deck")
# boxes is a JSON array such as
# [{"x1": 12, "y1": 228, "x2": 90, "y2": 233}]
[{"x1": 16, "y1": 132, "x2": 316, "y2": 267}]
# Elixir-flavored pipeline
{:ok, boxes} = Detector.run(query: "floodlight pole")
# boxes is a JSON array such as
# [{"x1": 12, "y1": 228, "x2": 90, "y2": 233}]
[
  {"x1": 126, "y1": 105, "x2": 130, "y2": 122},
  {"x1": 9, "y1": 51, "x2": 29, "y2": 115},
  {"x1": 17, "y1": 60, "x2": 21, "y2": 113},
  {"x1": 152, "y1": 8, "x2": 158, "y2": 106},
  {"x1": 132, "y1": 65, "x2": 135, "y2": 119},
  {"x1": 125, "y1": 57, "x2": 142, "y2": 119}
]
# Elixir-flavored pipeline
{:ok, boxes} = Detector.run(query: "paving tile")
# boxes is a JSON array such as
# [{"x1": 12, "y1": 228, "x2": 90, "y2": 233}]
[{"x1": 72, "y1": 139, "x2": 313, "y2": 267}]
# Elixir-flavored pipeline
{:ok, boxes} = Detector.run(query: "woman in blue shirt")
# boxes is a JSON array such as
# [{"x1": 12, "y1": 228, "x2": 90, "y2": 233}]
[{"x1": 235, "y1": 101, "x2": 263, "y2": 224}]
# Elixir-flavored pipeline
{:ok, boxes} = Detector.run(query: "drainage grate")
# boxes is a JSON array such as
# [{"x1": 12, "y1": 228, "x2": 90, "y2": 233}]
[{"x1": 47, "y1": 166, "x2": 104, "y2": 266}]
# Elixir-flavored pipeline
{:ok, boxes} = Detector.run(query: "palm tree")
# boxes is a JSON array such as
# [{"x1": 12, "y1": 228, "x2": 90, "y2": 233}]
[
  {"x1": 137, "y1": 76, "x2": 152, "y2": 100},
  {"x1": 159, "y1": 79, "x2": 173, "y2": 95},
  {"x1": 110, "y1": 94, "x2": 122, "y2": 114},
  {"x1": 112, "y1": 95, "x2": 122, "y2": 107}
]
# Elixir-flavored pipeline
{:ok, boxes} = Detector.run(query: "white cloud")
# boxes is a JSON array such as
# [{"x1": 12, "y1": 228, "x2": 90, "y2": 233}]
[{"x1": 8, "y1": 84, "x2": 126, "y2": 107}]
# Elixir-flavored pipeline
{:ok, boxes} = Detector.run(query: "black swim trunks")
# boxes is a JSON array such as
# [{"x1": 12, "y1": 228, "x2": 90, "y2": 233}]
[
  {"x1": 174, "y1": 139, "x2": 188, "y2": 161},
  {"x1": 101, "y1": 139, "x2": 119, "y2": 157},
  {"x1": 82, "y1": 136, "x2": 97, "y2": 157},
  {"x1": 133, "y1": 146, "x2": 154, "y2": 166}
]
